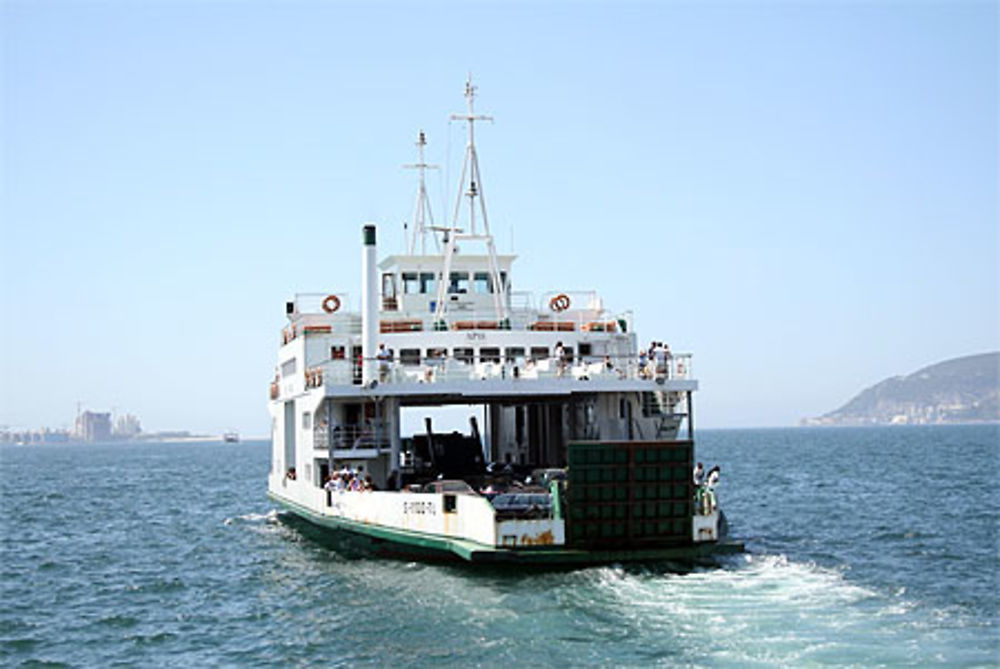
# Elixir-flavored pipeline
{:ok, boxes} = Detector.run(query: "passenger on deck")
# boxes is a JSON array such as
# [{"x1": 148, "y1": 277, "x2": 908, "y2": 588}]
[
  {"x1": 654, "y1": 342, "x2": 667, "y2": 378},
  {"x1": 704, "y1": 465, "x2": 721, "y2": 513},
  {"x1": 555, "y1": 341, "x2": 567, "y2": 377},
  {"x1": 693, "y1": 462, "x2": 704, "y2": 486},
  {"x1": 706, "y1": 465, "x2": 720, "y2": 488},
  {"x1": 638, "y1": 349, "x2": 650, "y2": 379},
  {"x1": 376, "y1": 343, "x2": 392, "y2": 381}
]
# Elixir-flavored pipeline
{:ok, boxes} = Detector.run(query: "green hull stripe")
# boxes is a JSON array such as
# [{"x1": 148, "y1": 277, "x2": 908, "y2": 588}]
[
  {"x1": 268, "y1": 492, "x2": 494, "y2": 558},
  {"x1": 269, "y1": 492, "x2": 744, "y2": 565}
]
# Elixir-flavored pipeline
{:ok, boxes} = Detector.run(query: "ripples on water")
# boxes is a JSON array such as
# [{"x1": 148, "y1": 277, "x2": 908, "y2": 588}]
[{"x1": 1, "y1": 425, "x2": 997, "y2": 665}]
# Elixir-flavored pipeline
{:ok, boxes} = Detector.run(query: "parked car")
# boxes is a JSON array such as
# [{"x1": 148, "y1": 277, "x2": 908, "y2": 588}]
[
  {"x1": 490, "y1": 492, "x2": 552, "y2": 519},
  {"x1": 422, "y1": 479, "x2": 478, "y2": 495}
]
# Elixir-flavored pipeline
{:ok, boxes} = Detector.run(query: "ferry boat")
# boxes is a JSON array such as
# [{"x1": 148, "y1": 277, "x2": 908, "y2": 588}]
[{"x1": 267, "y1": 79, "x2": 742, "y2": 566}]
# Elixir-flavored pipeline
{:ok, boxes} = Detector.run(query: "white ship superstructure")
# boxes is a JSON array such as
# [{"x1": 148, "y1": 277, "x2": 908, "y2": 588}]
[{"x1": 267, "y1": 80, "x2": 739, "y2": 565}]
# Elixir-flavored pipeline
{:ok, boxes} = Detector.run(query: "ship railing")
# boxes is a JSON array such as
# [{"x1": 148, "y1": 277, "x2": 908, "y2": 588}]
[
  {"x1": 281, "y1": 291, "x2": 636, "y2": 335},
  {"x1": 282, "y1": 308, "x2": 361, "y2": 345},
  {"x1": 292, "y1": 292, "x2": 353, "y2": 315},
  {"x1": 419, "y1": 306, "x2": 630, "y2": 333},
  {"x1": 309, "y1": 352, "x2": 693, "y2": 387},
  {"x1": 313, "y1": 422, "x2": 391, "y2": 450}
]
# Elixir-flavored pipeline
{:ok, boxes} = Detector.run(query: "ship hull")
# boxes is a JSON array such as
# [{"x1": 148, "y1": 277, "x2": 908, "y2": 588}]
[{"x1": 269, "y1": 492, "x2": 743, "y2": 568}]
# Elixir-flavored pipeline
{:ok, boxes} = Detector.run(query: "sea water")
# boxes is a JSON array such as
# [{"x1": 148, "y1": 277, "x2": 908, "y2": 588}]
[{"x1": 1, "y1": 425, "x2": 997, "y2": 665}]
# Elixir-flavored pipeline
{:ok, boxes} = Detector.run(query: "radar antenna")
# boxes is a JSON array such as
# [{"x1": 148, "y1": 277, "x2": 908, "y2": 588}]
[
  {"x1": 403, "y1": 129, "x2": 440, "y2": 255},
  {"x1": 434, "y1": 75, "x2": 509, "y2": 323}
]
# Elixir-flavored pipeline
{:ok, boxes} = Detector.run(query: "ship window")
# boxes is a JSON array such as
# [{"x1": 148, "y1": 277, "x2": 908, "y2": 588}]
[
  {"x1": 400, "y1": 348, "x2": 421, "y2": 366},
  {"x1": 426, "y1": 347, "x2": 447, "y2": 361},
  {"x1": 563, "y1": 346, "x2": 574, "y2": 362},
  {"x1": 505, "y1": 347, "x2": 525, "y2": 363},
  {"x1": 500, "y1": 271, "x2": 509, "y2": 292},
  {"x1": 281, "y1": 358, "x2": 297, "y2": 377},
  {"x1": 302, "y1": 412, "x2": 312, "y2": 430},
  {"x1": 419, "y1": 272, "x2": 436, "y2": 294},
  {"x1": 443, "y1": 494, "x2": 457, "y2": 513},
  {"x1": 448, "y1": 272, "x2": 469, "y2": 294},
  {"x1": 382, "y1": 273, "x2": 397, "y2": 298},
  {"x1": 480, "y1": 347, "x2": 501, "y2": 363},
  {"x1": 473, "y1": 272, "x2": 492, "y2": 294},
  {"x1": 454, "y1": 347, "x2": 474, "y2": 364},
  {"x1": 530, "y1": 346, "x2": 549, "y2": 362},
  {"x1": 402, "y1": 272, "x2": 419, "y2": 294},
  {"x1": 331, "y1": 346, "x2": 346, "y2": 360}
]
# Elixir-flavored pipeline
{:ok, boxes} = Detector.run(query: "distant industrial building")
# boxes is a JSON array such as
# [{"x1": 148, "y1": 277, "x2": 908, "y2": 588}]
[
  {"x1": 113, "y1": 413, "x2": 142, "y2": 439},
  {"x1": 0, "y1": 428, "x2": 71, "y2": 444},
  {"x1": 75, "y1": 411, "x2": 112, "y2": 442}
]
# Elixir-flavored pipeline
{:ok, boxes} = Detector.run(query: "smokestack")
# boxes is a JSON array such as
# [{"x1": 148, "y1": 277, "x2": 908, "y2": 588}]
[{"x1": 361, "y1": 224, "x2": 378, "y2": 385}]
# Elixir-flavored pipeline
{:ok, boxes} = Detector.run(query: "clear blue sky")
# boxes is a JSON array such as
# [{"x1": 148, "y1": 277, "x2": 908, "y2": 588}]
[{"x1": 2, "y1": 1, "x2": 997, "y2": 434}]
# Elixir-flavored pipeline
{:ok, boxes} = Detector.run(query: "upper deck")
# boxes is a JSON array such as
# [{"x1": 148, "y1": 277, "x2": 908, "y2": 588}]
[{"x1": 271, "y1": 249, "x2": 693, "y2": 402}]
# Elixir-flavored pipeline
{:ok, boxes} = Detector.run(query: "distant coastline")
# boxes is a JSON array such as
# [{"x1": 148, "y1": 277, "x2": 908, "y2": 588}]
[
  {"x1": 803, "y1": 352, "x2": 999, "y2": 427},
  {"x1": 1, "y1": 432, "x2": 266, "y2": 445}
]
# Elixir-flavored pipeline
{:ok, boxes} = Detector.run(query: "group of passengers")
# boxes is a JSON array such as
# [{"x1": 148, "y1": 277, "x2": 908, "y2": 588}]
[
  {"x1": 692, "y1": 462, "x2": 721, "y2": 515},
  {"x1": 639, "y1": 341, "x2": 672, "y2": 379},
  {"x1": 371, "y1": 341, "x2": 676, "y2": 383},
  {"x1": 323, "y1": 467, "x2": 377, "y2": 492}
]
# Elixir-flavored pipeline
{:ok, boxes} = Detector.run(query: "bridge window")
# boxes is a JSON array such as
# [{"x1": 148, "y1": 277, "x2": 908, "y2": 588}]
[
  {"x1": 381, "y1": 273, "x2": 397, "y2": 299},
  {"x1": 402, "y1": 272, "x2": 419, "y2": 294},
  {"x1": 473, "y1": 272, "x2": 492, "y2": 294},
  {"x1": 448, "y1": 272, "x2": 469, "y2": 294},
  {"x1": 419, "y1": 272, "x2": 436, "y2": 294}
]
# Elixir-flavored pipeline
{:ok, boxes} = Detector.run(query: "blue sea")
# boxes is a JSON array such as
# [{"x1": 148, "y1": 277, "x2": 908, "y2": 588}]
[{"x1": 2, "y1": 425, "x2": 997, "y2": 666}]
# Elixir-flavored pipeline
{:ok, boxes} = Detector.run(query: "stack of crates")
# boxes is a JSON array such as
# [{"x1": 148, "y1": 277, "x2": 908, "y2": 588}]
[{"x1": 565, "y1": 440, "x2": 694, "y2": 548}]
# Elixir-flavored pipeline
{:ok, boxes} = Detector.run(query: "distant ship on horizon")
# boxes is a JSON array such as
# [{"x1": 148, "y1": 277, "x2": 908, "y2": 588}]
[{"x1": 223, "y1": 431, "x2": 240, "y2": 443}]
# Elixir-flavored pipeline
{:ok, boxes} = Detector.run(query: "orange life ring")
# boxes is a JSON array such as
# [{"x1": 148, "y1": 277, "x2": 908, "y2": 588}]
[
  {"x1": 550, "y1": 294, "x2": 571, "y2": 312},
  {"x1": 322, "y1": 295, "x2": 341, "y2": 313}
]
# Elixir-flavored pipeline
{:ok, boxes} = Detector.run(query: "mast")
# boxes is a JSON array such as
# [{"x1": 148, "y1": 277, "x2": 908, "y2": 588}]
[
  {"x1": 403, "y1": 130, "x2": 440, "y2": 255},
  {"x1": 433, "y1": 75, "x2": 509, "y2": 323}
]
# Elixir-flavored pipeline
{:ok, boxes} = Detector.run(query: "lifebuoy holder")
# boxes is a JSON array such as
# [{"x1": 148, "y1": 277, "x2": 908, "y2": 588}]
[
  {"x1": 322, "y1": 294, "x2": 341, "y2": 313},
  {"x1": 550, "y1": 293, "x2": 571, "y2": 312}
]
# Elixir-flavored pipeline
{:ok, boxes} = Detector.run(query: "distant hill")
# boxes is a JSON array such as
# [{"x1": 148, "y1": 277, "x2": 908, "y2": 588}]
[{"x1": 803, "y1": 352, "x2": 1000, "y2": 426}]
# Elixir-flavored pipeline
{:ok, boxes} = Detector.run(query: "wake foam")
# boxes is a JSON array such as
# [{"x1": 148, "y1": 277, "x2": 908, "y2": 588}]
[
  {"x1": 585, "y1": 553, "x2": 940, "y2": 665},
  {"x1": 223, "y1": 510, "x2": 279, "y2": 526}
]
